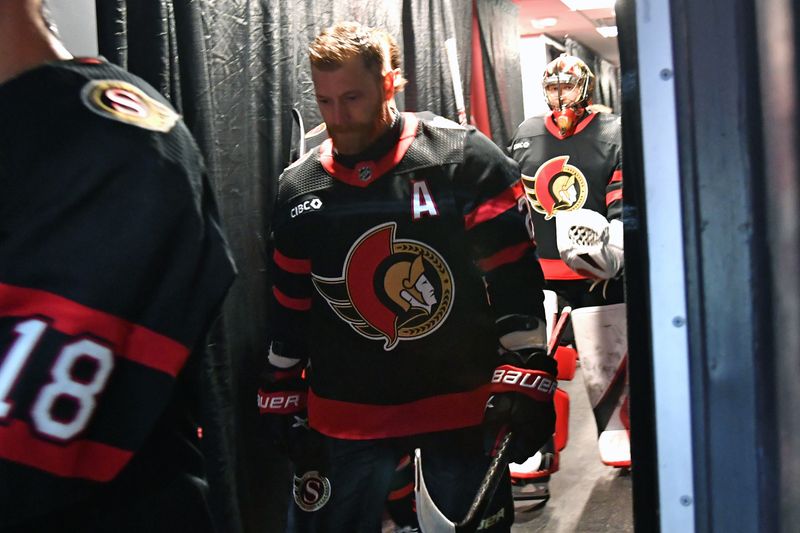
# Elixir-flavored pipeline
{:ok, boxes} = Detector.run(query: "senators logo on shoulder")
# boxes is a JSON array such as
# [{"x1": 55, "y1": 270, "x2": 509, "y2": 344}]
[{"x1": 313, "y1": 223, "x2": 454, "y2": 350}]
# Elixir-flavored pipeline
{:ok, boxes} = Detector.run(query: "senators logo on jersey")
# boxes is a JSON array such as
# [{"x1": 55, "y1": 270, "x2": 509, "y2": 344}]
[
  {"x1": 522, "y1": 155, "x2": 588, "y2": 220},
  {"x1": 312, "y1": 223, "x2": 454, "y2": 350}
]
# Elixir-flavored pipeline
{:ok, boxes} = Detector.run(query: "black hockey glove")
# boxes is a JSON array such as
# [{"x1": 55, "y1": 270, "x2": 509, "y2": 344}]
[
  {"x1": 483, "y1": 349, "x2": 558, "y2": 464},
  {"x1": 257, "y1": 364, "x2": 324, "y2": 471}
]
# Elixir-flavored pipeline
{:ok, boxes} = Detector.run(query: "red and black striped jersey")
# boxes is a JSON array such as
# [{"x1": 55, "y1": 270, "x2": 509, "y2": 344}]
[
  {"x1": 268, "y1": 113, "x2": 545, "y2": 440},
  {"x1": 508, "y1": 112, "x2": 623, "y2": 280},
  {"x1": 0, "y1": 59, "x2": 235, "y2": 528}
]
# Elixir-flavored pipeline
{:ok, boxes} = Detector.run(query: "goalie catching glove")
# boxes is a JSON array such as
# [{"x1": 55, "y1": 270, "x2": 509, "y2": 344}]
[
  {"x1": 483, "y1": 348, "x2": 558, "y2": 464},
  {"x1": 556, "y1": 208, "x2": 624, "y2": 280}
]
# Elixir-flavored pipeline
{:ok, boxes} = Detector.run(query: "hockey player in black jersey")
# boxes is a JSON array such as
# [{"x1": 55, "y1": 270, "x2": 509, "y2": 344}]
[
  {"x1": 507, "y1": 54, "x2": 629, "y2": 490},
  {"x1": 277, "y1": 28, "x2": 454, "y2": 533},
  {"x1": 257, "y1": 21, "x2": 556, "y2": 532},
  {"x1": 0, "y1": 1, "x2": 235, "y2": 531}
]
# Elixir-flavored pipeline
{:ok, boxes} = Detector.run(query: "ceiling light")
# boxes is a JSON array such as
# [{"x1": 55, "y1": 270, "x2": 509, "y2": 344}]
[
  {"x1": 531, "y1": 17, "x2": 559, "y2": 29},
  {"x1": 559, "y1": 0, "x2": 616, "y2": 10},
  {"x1": 596, "y1": 25, "x2": 618, "y2": 38}
]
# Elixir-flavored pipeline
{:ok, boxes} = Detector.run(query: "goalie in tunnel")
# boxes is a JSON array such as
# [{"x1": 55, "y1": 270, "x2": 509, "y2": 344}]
[{"x1": 506, "y1": 53, "x2": 629, "y2": 506}]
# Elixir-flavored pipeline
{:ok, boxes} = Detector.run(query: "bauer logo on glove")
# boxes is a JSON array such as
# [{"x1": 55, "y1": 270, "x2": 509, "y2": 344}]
[
  {"x1": 491, "y1": 366, "x2": 557, "y2": 402},
  {"x1": 555, "y1": 208, "x2": 624, "y2": 280}
]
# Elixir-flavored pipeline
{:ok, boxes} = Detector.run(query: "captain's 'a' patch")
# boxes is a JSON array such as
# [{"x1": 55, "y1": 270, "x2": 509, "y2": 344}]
[{"x1": 80, "y1": 79, "x2": 180, "y2": 133}]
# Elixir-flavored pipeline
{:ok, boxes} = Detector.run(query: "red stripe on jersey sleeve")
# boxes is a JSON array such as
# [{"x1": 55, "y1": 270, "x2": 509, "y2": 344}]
[
  {"x1": 0, "y1": 283, "x2": 188, "y2": 376},
  {"x1": 539, "y1": 258, "x2": 589, "y2": 280},
  {"x1": 0, "y1": 419, "x2": 132, "y2": 481},
  {"x1": 388, "y1": 482, "x2": 414, "y2": 501},
  {"x1": 464, "y1": 182, "x2": 521, "y2": 230},
  {"x1": 610, "y1": 169, "x2": 622, "y2": 183},
  {"x1": 307, "y1": 386, "x2": 490, "y2": 439},
  {"x1": 273, "y1": 248, "x2": 311, "y2": 274},
  {"x1": 272, "y1": 286, "x2": 312, "y2": 311},
  {"x1": 606, "y1": 189, "x2": 623, "y2": 205},
  {"x1": 476, "y1": 242, "x2": 531, "y2": 272}
]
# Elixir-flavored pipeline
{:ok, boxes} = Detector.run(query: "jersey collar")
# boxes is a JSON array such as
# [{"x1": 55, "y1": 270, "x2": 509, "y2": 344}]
[{"x1": 319, "y1": 113, "x2": 419, "y2": 187}]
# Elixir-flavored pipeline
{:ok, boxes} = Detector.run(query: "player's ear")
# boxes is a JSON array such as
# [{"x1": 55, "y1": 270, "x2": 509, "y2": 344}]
[{"x1": 382, "y1": 69, "x2": 395, "y2": 103}]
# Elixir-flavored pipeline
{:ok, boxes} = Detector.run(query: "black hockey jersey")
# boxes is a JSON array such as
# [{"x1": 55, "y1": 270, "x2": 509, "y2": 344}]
[
  {"x1": 0, "y1": 58, "x2": 235, "y2": 529},
  {"x1": 508, "y1": 112, "x2": 622, "y2": 280},
  {"x1": 269, "y1": 113, "x2": 545, "y2": 439}
]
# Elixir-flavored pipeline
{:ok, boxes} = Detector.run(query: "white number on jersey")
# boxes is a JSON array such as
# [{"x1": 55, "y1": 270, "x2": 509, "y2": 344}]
[{"x1": 0, "y1": 318, "x2": 114, "y2": 440}]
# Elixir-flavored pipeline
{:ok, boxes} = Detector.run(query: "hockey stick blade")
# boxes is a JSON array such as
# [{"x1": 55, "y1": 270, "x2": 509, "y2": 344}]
[{"x1": 415, "y1": 307, "x2": 572, "y2": 533}]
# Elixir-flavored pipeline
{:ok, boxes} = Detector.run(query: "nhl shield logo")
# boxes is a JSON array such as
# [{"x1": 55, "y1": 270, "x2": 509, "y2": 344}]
[
  {"x1": 293, "y1": 470, "x2": 331, "y2": 512},
  {"x1": 356, "y1": 162, "x2": 375, "y2": 182},
  {"x1": 312, "y1": 223, "x2": 454, "y2": 350},
  {"x1": 521, "y1": 155, "x2": 588, "y2": 220}
]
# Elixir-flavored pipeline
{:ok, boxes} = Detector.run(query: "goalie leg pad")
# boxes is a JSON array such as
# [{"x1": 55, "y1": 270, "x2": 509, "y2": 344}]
[{"x1": 572, "y1": 303, "x2": 631, "y2": 466}]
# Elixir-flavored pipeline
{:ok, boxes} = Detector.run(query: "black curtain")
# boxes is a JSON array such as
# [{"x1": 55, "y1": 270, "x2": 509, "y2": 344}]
[
  {"x1": 96, "y1": 1, "x2": 482, "y2": 531},
  {"x1": 565, "y1": 37, "x2": 621, "y2": 113},
  {"x1": 401, "y1": 0, "x2": 472, "y2": 122},
  {"x1": 474, "y1": 0, "x2": 524, "y2": 147}
]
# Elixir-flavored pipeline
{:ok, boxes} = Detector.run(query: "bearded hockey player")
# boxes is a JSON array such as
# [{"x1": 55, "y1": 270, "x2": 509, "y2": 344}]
[
  {"x1": 278, "y1": 27, "x2": 430, "y2": 533},
  {"x1": 0, "y1": 1, "x2": 235, "y2": 531},
  {"x1": 507, "y1": 53, "x2": 629, "y2": 493},
  {"x1": 257, "y1": 21, "x2": 556, "y2": 532}
]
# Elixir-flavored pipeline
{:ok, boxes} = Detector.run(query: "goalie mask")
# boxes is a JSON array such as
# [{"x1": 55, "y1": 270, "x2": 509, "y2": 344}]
[{"x1": 542, "y1": 54, "x2": 595, "y2": 137}]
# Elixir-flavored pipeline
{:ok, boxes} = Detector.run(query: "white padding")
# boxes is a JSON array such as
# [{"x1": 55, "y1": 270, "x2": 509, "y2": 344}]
[
  {"x1": 571, "y1": 304, "x2": 627, "y2": 409},
  {"x1": 267, "y1": 343, "x2": 300, "y2": 369}
]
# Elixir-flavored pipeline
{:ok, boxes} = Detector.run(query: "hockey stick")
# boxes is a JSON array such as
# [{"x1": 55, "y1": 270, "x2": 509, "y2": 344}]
[
  {"x1": 444, "y1": 38, "x2": 468, "y2": 127},
  {"x1": 415, "y1": 307, "x2": 572, "y2": 533},
  {"x1": 290, "y1": 107, "x2": 306, "y2": 161},
  {"x1": 441, "y1": 0, "x2": 467, "y2": 127}
]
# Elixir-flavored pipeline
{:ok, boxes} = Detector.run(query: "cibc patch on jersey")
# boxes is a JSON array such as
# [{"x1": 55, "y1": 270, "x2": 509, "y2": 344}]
[
  {"x1": 80, "y1": 79, "x2": 180, "y2": 133},
  {"x1": 312, "y1": 222, "x2": 454, "y2": 350},
  {"x1": 522, "y1": 155, "x2": 588, "y2": 220}
]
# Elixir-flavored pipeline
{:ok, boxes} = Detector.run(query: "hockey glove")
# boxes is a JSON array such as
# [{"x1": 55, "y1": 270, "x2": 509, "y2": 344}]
[
  {"x1": 555, "y1": 208, "x2": 624, "y2": 280},
  {"x1": 257, "y1": 344, "x2": 324, "y2": 471},
  {"x1": 483, "y1": 350, "x2": 558, "y2": 464}
]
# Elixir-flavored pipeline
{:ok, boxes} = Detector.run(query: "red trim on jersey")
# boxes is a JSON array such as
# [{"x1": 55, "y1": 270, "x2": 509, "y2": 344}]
[
  {"x1": 0, "y1": 283, "x2": 188, "y2": 376},
  {"x1": 606, "y1": 189, "x2": 623, "y2": 205},
  {"x1": 273, "y1": 248, "x2": 311, "y2": 274},
  {"x1": 543, "y1": 111, "x2": 597, "y2": 140},
  {"x1": 272, "y1": 286, "x2": 311, "y2": 311},
  {"x1": 388, "y1": 481, "x2": 414, "y2": 501},
  {"x1": 318, "y1": 114, "x2": 419, "y2": 187},
  {"x1": 74, "y1": 57, "x2": 103, "y2": 65},
  {"x1": 476, "y1": 242, "x2": 531, "y2": 272},
  {"x1": 610, "y1": 169, "x2": 622, "y2": 183},
  {"x1": 464, "y1": 182, "x2": 521, "y2": 230},
  {"x1": 539, "y1": 258, "x2": 588, "y2": 280},
  {"x1": 307, "y1": 386, "x2": 490, "y2": 439},
  {"x1": 0, "y1": 419, "x2": 132, "y2": 481}
]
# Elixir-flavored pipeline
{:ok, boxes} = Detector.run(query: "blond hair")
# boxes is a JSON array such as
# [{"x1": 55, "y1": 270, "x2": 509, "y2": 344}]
[{"x1": 309, "y1": 22, "x2": 385, "y2": 80}]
